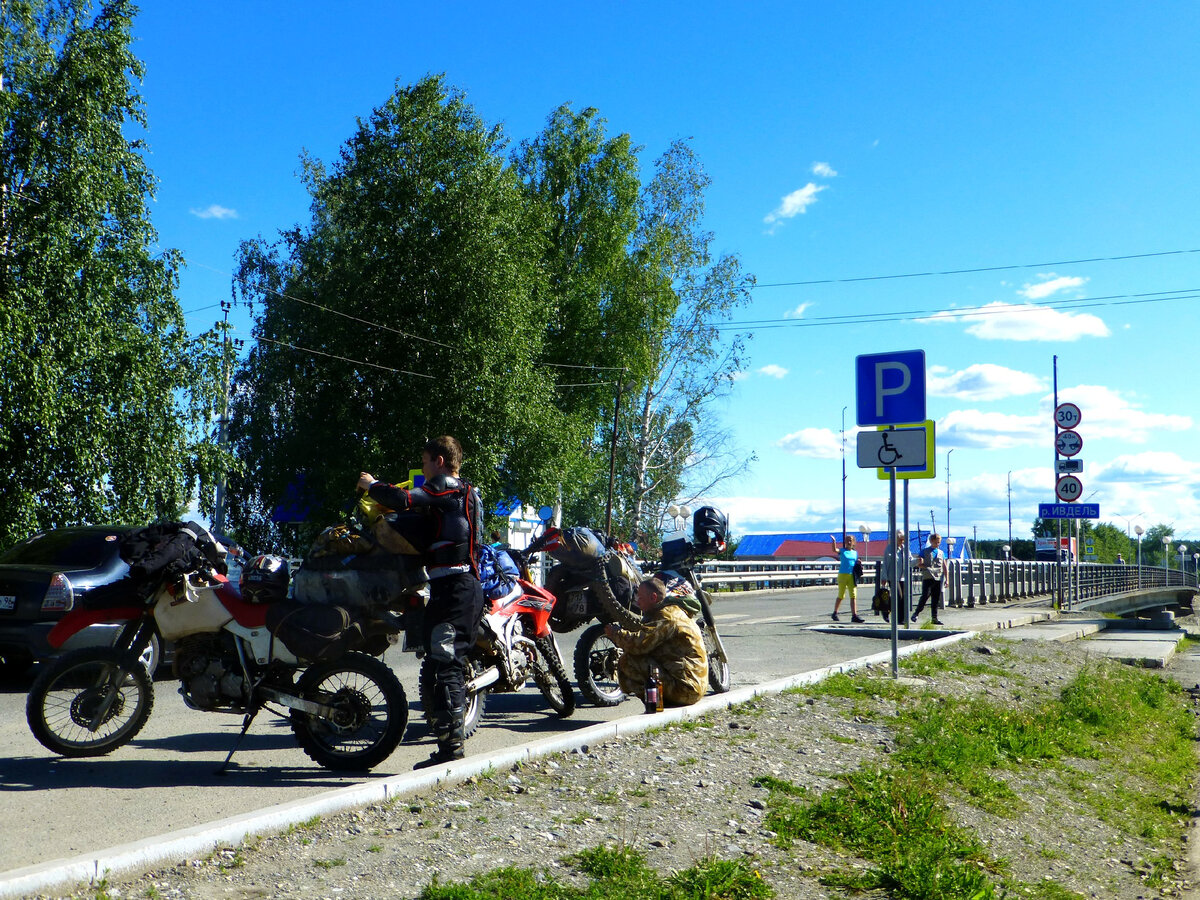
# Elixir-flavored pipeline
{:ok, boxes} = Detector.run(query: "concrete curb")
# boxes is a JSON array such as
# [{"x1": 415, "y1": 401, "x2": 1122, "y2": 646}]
[{"x1": 0, "y1": 631, "x2": 972, "y2": 899}]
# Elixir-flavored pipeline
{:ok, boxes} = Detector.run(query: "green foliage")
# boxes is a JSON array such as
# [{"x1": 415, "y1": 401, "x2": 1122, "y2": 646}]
[
  {"x1": 417, "y1": 845, "x2": 772, "y2": 899},
  {"x1": 0, "y1": 0, "x2": 224, "y2": 547},
  {"x1": 229, "y1": 76, "x2": 564, "y2": 550}
]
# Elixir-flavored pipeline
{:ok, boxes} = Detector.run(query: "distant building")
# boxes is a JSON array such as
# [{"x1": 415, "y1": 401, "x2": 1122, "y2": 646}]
[{"x1": 735, "y1": 531, "x2": 971, "y2": 561}]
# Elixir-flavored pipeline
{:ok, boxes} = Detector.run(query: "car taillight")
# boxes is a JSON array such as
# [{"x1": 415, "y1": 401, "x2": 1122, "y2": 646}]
[{"x1": 41, "y1": 573, "x2": 74, "y2": 612}]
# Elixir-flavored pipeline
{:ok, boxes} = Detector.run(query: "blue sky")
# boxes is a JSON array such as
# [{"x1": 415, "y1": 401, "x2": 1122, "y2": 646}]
[{"x1": 133, "y1": 2, "x2": 1200, "y2": 546}]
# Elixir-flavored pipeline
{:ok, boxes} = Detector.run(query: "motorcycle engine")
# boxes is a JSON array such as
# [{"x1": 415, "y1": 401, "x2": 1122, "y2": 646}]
[{"x1": 174, "y1": 633, "x2": 246, "y2": 710}]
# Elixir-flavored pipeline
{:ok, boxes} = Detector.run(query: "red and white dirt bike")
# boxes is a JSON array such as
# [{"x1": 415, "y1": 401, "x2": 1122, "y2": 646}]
[
  {"x1": 419, "y1": 545, "x2": 575, "y2": 738},
  {"x1": 25, "y1": 554, "x2": 409, "y2": 773}
]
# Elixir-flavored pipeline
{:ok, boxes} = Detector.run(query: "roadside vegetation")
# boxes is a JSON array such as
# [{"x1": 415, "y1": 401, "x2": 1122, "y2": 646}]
[{"x1": 408, "y1": 644, "x2": 1198, "y2": 900}]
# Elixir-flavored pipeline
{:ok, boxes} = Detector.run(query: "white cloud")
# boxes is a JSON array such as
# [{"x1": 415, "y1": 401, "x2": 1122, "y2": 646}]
[
  {"x1": 937, "y1": 409, "x2": 1044, "y2": 450},
  {"x1": 764, "y1": 183, "x2": 826, "y2": 229},
  {"x1": 758, "y1": 364, "x2": 789, "y2": 379},
  {"x1": 811, "y1": 162, "x2": 837, "y2": 178},
  {"x1": 730, "y1": 370, "x2": 750, "y2": 382},
  {"x1": 925, "y1": 302, "x2": 1110, "y2": 341},
  {"x1": 1019, "y1": 273, "x2": 1087, "y2": 300},
  {"x1": 776, "y1": 427, "x2": 843, "y2": 459},
  {"x1": 927, "y1": 364, "x2": 1047, "y2": 401},
  {"x1": 190, "y1": 204, "x2": 239, "y2": 220},
  {"x1": 783, "y1": 302, "x2": 812, "y2": 319},
  {"x1": 1096, "y1": 451, "x2": 1200, "y2": 486}
]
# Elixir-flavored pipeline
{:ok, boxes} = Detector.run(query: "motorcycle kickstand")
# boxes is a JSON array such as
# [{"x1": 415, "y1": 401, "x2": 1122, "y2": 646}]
[{"x1": 215, "y1": 706, "x2": 262, "y2": 776}]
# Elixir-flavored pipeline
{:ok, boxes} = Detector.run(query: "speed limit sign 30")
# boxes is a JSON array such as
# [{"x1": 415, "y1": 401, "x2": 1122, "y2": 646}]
[{"x1": 1056, "y1": 475, "x2": 1083, "y2": 502}]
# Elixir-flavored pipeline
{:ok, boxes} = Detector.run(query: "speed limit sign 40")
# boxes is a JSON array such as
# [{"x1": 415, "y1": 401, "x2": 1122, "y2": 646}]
[{"x1": 1056, "y1": 475, "x2": 1083, "y2": 502}]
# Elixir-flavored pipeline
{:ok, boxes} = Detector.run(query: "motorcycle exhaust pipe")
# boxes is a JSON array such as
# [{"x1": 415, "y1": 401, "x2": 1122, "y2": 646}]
[{"x1": 466, "y1": 666, "x2": 502, "y2": 693}]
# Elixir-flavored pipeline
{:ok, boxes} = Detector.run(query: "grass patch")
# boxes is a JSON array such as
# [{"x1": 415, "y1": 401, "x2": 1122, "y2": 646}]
[{"x1": 417, "y1": 845, "x2": 772, "y2": 899}]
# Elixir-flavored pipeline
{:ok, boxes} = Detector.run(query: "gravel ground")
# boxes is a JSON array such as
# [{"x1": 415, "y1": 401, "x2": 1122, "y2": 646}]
[{"x1": 30, "y1": 633, "x2": 1200, "y2": 900}]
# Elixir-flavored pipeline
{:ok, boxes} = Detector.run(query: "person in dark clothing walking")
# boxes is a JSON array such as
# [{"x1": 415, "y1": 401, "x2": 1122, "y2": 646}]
[
  {"x1": 911, "y1": 532, "x2": 945, "y2": 625},
  {"x1": 358, "y1": 435, "x2": 484, "y2": 769}
]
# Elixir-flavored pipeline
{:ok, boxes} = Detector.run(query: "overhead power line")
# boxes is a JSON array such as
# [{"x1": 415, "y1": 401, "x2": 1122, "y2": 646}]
[
  {"x1": 255, "y1": 335, "x2": 435, "y2": 379},
  {"x1": 753, "y1": 248, "x2": 1200, "y2": 289}
]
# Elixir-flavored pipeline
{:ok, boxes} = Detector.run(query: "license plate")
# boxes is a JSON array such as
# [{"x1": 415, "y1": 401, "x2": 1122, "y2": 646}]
[{"x1": 0, "y1": 595, "x2": 15, "y2": 611}]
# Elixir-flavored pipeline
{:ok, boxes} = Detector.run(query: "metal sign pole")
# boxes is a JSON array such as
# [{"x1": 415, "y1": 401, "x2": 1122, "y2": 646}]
[{"x1": 889, "y1": 468, "x2": 899, "y2": 677}]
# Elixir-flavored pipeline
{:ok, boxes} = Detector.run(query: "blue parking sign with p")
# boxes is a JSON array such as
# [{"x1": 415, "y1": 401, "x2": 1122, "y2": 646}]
[{"x1": 855, "y1": 350, "x2": 926, "y2": 426}]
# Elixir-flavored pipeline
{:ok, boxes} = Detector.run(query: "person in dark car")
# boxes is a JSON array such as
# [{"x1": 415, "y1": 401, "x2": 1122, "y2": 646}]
[{"x1": 357, "y1": 435, "x2": 484, "y2": 769}]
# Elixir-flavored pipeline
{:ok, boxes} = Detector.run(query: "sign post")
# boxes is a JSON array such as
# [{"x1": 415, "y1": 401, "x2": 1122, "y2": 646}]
[{"x1": 855, "y1": 350, "x2": 928, "y2": 677}]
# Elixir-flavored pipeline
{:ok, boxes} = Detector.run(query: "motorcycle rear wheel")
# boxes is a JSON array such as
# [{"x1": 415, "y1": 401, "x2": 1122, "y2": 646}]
[
  {"x1": 419, "y1": 657, "x2": 486, "y2": 739},
  {"x1": 26, "y1": 647, "x2": 154, "y2": 757},
  {"x1": 532, "y1": 635, "x2": 575, "y2": 717},
  {"x1": 290, "y1": 652, "x2": 407, "y2": 772},
  {"x1": 573, "y1": 622, "x2": 626, "y2": 707},
  {"x1": 702, "y1": 622, "x2": 731, "y2": 693}
]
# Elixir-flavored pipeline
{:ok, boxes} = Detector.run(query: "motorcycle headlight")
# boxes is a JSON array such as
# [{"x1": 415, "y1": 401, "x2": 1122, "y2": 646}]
[{"x1": 41, "y1": 573, "x2": 75, "y2": 612}]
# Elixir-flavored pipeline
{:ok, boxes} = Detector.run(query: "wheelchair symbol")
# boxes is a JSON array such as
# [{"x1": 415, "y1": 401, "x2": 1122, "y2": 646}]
[{"x1": 877, "y1": 432, "x2": 903, "y2": 466}]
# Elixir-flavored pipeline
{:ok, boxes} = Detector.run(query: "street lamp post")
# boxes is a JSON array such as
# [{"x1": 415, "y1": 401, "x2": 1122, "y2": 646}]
[
  {"x1": 840, "y1": 407, "x2": 848, "y2": 541},
  {"x1": 1179, "y1": 544, "x2": 1188, "y2": 575},
  {"x1": 1163, "y1": 537, "x2": 1172, "y2": 582},
  {"x1": 1193, "y1": 552, "x2": 1199, "y2": 585},
  {"x1": 1002, "y1": 544, "x2": 1011, "y2": 562},
  {"x1": 946, "y1": 448, "x2": 954, "y2": 555},
  {"x1": 858, "y1": 524, "x2": 871, "y2": 573},
  {"x1": 666, "y1": 503, "x2": 692, "y2": 535},
  {"x1": 1135, "y1": 525, "x2": 1144, "y2": 588}
]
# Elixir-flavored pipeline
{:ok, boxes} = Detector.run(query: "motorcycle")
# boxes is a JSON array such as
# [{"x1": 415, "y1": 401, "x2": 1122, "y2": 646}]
[
  {"x1": 573, "y1": 507, "x2": 732, "y2": 706},
  {"x1": 25, "y1": 528, "x2": 409, "y2": 773},
  {"x1": 418, "y1": 543, "x2": 575, "y2": 738}
]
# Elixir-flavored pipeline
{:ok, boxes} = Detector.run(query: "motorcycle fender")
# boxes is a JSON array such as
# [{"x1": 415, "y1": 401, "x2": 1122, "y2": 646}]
[
  {"x1": 47, "y1": 606, "x2": 143, "y2": 649},
  {"x1": 223, "y1": 620, "x2": 300, "y2": 666}
]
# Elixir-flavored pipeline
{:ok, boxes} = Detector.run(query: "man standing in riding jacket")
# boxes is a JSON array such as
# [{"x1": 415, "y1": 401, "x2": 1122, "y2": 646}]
[{"x1": 358, "y1": 435, "x2": 484, "y2": 769}]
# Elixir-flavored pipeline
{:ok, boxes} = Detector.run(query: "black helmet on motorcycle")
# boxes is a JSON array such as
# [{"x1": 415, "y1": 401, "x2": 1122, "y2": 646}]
[
  {"x1": 240, "y1": 554, "x2": 290, "y2": 604},
  {"x1": 692, "y1": 507, "x2": 728, "y2": 554}
]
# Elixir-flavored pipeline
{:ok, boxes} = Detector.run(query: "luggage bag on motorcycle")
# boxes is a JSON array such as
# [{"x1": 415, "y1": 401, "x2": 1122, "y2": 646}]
[
  {"x1": 265, "y1": 601, "x2": 365, "y2": 663},
  {"x1": 548, "y1": 527, "x2": 607, "y2": 570},
  {"x1": 293, "y1": 552, "x2": 427, "y2": 616}
]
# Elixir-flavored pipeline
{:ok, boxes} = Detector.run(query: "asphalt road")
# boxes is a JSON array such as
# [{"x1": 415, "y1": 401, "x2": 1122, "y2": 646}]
[{"x1": 0, "y1": 586, "x2": 903, "y2": 874}]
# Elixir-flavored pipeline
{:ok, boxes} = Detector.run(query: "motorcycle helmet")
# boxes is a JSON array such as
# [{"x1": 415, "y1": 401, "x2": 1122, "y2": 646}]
[
  {"x1": 240, "y1": 554, "x2": 290, "y2": 604},
  {"x1": 692, "y1": 506, "x2": 728, "y2": 554}
]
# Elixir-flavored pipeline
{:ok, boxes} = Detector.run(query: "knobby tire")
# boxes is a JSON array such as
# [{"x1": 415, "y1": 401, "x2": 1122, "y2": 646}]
[
  {"x1": 532, "y1": 634, "x2": 575, "y2": 717},
  {"x1": 290, "y1": 652, "x2": 407, "y2": 772},
  {"x1": 573, "y1": 621, "x2": 626, "y2": 707},
  {"x1": 26, "y1": 647, "x2": 154, "y2": 757}
]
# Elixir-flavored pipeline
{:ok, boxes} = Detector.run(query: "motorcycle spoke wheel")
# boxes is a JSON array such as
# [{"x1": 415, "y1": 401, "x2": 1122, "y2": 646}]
[
  {"x1": 532, "y1": 635, "x2": 575, "y2": 717},
  {"x1": 26, "y1": 647, "x2": 154, "y2": 757},
  {"x1": 573, "y1": 622, "x2": 626, "y2": 707},
  {"x1": 419, "y1": 657, "x2": 486, "y2": 739},
  {"x1": 703, "y1": 625, "x2": 732, "y2": 694},
  {"x1": 291, "y1": 652, "x2": 407, "y2": 772}
]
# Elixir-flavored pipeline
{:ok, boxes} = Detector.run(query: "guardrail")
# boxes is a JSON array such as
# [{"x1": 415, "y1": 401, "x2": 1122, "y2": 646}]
[{"x1": 698, "y1": 558, "x2": 1198, "y2": 608}]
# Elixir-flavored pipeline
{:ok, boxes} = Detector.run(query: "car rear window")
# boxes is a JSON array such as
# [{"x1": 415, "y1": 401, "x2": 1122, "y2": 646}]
[{"x1": 0, "y1": 530, "x2": 124, "y2": 568}]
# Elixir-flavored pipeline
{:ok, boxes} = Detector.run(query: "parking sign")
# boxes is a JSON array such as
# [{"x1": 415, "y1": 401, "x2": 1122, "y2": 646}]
[{"x1": 855, "y1": 350, "x2": 926, "y2": 426}]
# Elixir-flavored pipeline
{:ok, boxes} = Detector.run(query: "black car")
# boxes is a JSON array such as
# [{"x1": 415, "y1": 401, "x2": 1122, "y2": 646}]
[{"x1": 0, "y1": 525, "x2": 243, "y2": 679}]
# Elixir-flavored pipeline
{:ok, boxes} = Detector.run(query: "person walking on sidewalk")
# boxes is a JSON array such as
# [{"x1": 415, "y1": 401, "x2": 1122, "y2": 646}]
[
  {"x1": 830, "y1": 534, "x2": 864, "y2": 623},
  {"x1": 911, "y1": 533, "x2": 945, "y2": 625}
]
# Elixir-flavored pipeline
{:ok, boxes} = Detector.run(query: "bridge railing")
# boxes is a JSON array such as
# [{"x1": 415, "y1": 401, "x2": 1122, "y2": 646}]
[{"x1": 699, "y1": 558, "x2": 1197, "y2": 605}]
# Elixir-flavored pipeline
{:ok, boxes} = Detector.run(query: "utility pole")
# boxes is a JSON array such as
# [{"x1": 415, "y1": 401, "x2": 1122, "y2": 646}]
[
  {"x1": 213, "y1": 301, "x2": 237, "y2": 534},
  {"x1": 1007, "y1": 471, "x2": 1013, "y2": 546}
]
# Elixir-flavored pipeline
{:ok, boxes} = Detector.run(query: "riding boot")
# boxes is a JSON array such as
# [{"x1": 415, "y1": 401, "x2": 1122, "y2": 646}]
[{"x1": 413, "y1": 705, "x2": 466, "y2": 769}]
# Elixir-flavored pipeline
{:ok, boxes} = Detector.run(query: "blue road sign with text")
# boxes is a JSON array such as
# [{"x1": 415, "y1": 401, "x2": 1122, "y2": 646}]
[
  {"x1": 1039, "y1": 503, "x2": 1100, "y2": 520},
  {"x1": 855, "y1": 350, "x2": 927, "y2": 426}
]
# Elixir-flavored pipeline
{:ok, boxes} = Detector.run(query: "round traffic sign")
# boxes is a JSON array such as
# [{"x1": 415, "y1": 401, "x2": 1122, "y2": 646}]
[
  {"x1": 1055, "y1": 429, "x2": 1083, "y2": 457},
  {"x1": 1055, "y1": 402, "x2": 1082, "y2": 429},
  {"x1": 1056, "y1": 475, "x2": 1084, "y2": 502}
]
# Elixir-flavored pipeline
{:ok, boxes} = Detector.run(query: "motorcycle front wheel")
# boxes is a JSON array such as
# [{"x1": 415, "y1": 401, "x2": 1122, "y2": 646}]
[
  {"x1": 532, "y1": 634, "x2": 575, "y2": 717},
  {"x1": 26, "y1": 647, "x2": 155, "y2": 757},
  {"x1": 419, "y1": 656, "x2": 486, "y2": 739},
  {"x1": 573, "y1": 622, "x2": 626, "y2": 707},
  {"x1": 290, "y1": 652, "x2": 407, "y2": 772}
]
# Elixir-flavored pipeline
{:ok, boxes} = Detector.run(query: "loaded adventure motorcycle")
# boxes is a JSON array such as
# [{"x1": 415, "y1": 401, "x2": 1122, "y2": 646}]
[
  {"x1": 519, "y1": 522, "x2": 645, "y2": 704},
  {"x1": 572, "y1": 506, "x2": 732, "y2": 706},
  {"x1": 25, "y1": 521, "x2": 410, "y2": 772}
]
